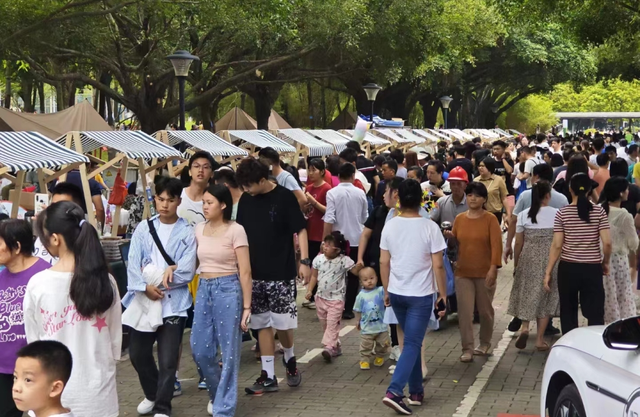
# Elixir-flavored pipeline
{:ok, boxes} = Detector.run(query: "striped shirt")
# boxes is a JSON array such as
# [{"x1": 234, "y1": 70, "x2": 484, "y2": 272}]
[{"x1": 554, "y1": 205, "x2": 609, "y2": 263}]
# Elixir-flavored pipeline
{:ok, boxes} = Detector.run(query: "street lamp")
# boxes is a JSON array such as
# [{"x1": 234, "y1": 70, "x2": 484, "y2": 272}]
[
  {"x1": 363, "y1": 83, "x2": 382, "y2": 126},
  {"x1": 439, "y1": 95, "x2": 453, "y2": 129},
  {"x1": 167, "y1": 50, "x2": 200, "y2": 130}
]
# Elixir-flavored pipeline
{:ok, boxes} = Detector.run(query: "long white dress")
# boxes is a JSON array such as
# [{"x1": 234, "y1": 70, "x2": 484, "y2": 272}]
[{"x1": 23, "y1": 271, "x2": 122, "y2": 417}]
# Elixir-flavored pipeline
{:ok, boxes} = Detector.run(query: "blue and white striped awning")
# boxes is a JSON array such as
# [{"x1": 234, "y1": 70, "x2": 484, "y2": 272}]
[
  {"x1": 412, "y1": 129, "x2": 440, "y2": 142},
  {"x1": 307, "y1": 130, "x2": 350, "y2": 153},
  {"x1": 343, "y1": 130, "x2": 391, "y2": 146},
  {"x1": 424, "y1": 129, "x2": 451, "y2": 141},
  {"x1": 277, "y1": 129, "x2": 334, "y2": 157},
  {"x1": 0, "y1": 131, "x2": 89, "y2": 172},
  {"x1": 227, "y1": 130, "x2": 296, "y2": 153},
  {"x1": 153, "y1": 130, "x2": 248, "y2": 157},
  {"x1": 393, "y1": 129, "x2": 425, "y2": 144},
  {"x1": 372, "y1": 129, "x2": 414, "y2": 144},
  {"x1": 56, "y1": 131, "x2": 182, "y2": 159}
]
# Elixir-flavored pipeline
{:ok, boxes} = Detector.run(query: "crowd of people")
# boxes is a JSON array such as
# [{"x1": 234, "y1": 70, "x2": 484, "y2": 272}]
[{"x1": 0, "y1": 130, "x2": 639, "y2": 417}]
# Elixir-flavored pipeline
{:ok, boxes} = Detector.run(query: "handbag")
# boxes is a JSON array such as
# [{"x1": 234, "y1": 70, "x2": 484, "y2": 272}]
[
  {"x1": 108, "y1": 172, "x2": 127, "y2": 206},
  {"x1": 147, "y1": 219, "x2": 175, "y2": 266}
]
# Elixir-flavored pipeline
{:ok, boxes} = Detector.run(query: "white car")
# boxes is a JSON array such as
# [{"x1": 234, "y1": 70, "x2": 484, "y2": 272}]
[{"x1": 541, "y1": 316, "x2": 640, "y2": 416}]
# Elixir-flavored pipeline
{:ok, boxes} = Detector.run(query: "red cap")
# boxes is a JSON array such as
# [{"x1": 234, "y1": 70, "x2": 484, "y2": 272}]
[{"x1": 448, "y1": 166, "x2": 469, "y2": 183}]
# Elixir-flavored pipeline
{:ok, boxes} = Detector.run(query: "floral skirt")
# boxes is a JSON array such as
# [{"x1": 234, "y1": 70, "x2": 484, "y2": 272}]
[{"x1": 604, "y1": 253, "x2": 637, "y2": 324}]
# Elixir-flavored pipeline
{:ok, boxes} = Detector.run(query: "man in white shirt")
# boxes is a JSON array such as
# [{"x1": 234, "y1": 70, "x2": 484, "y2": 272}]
[
  {"x1": 517, "y1": 146, "x2": 539, "y2": 189},
  {"x1": 259, "y1": 147, "x2": 308, "y2": 208},
  {"x1": 550, "y1": 137, "x2": 562, "y2": 154},
  {"x1": 339, "y1": 148, "x2": 371, "y2": 194},
  {"x1": 323, "y1": 163, "x2": 368, "y2": 319},
  {"x1": 177, "y1": 151, "x2": 217, "y2": 227}
]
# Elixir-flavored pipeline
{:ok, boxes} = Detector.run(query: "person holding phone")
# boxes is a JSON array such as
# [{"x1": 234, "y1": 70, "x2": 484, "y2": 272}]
[
  {"x1": 123, "y1": 177, "x2": 197, "y2": 417},
  {"x1": 192, "y1": 184, "x2": 252, "y2": 417}
]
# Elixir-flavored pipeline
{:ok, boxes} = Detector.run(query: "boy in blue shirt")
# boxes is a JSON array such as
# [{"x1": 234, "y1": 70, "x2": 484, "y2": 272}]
[{"x1": 354, "y1": 267, "x2": 389, "y2": 370}]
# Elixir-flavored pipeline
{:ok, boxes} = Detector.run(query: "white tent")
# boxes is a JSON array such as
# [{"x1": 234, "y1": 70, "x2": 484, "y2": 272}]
[
  {"x1": 307, "y1": 130, "x2": 351, "y2": 153},
  {"x1": 276, "y1": 129, "x2": 335, "y2": 157}
]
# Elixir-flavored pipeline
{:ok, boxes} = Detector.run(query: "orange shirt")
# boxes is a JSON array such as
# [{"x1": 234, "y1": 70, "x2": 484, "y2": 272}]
[{"x1": 452, "y1": 211, "x2": 502, "y2": 278}]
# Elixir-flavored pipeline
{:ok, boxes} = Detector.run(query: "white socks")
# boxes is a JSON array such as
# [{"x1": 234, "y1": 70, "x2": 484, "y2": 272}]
[
  {"x1": 261, "y1": 356, "x2": 275, "y2": 379},
  {"x1": 283, "y1": 345, "x2": 295, "y2": 363}
]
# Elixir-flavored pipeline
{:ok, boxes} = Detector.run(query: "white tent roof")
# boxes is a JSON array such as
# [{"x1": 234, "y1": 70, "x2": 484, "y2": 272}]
[
  {"x1": 153, "y1": 130, "x2": 248, "y2": 157},
  {"x1": 411, "y1": 129, "x2": 441, "y2": 142},
  {"x1": 372, "y1": 129, "x2": 414, "y2": 144},
  {"x1": 0, "y1": 131, "x2": 89, "y2": 172},
  {"x1": 228, "y1": 130, "x2": 296, "y2": 153},
  {"x1": 477, "y1": 129, "x2": 500, "y2": 139},
  {"x1": 342, "y1": 130, "x2": 391, "y2": 146},
  {"x1": 393, "y1": 129, "x2": 425, "y2": 144},
  {"x1": 450, "y1": 129, "x2": 475, "y2": 140},
  {"x1": 307, "y1": 130, "x2": 351, "y2": 153},
  {"x1": 277, "y1": 129, "x2": 334, "y2": 156},
  {"x1": 424, "y1": 129, "x2": 451, "y2": 141},
  {"x1": 56, "y1": 131, "x2": 181, "y2": 159}
]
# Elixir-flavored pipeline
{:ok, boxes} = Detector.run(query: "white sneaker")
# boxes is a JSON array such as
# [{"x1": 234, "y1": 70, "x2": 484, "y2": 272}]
[
  {"x1": 389, "y1": 346, "x2": 401, "y2": 361},
  {"x1": 137, "y1": 398, "x2": 155, "y2": 415},
  {"x1": 388, "y1": 365, "x2": 396, "y2": 375},
  {"x1": 154, "y1": 415, "x2": 170, "y2": 417},
  {"x1": 207, "y1": 401, "x2": 213, "y2": 415}
]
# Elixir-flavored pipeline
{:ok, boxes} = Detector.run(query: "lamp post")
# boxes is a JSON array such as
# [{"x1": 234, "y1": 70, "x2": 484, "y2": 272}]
[
  {"x1": 363, "y1": 83, "x2": 382, "y2": 126},
  {"x1": 167, "y1": 50, "x2": 200, "y2": 130},
  {"x1": 439, "y1": 95, "x2": 453, "y2": 129}
]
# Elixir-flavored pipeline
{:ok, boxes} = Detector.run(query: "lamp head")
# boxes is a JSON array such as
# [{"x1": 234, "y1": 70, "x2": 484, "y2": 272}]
[
  {"x1": 363, "y1": 83, "x2": 382, "y2": 101},
  {"x1": 167, "y1": 50, "x2": 200, "y2": 77},
  {"x1": 439, "y1": 95, "x2": 453, "y2": 109}
]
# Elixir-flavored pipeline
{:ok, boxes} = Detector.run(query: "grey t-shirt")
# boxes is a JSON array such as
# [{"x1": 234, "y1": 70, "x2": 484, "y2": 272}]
[
  {"x1": 276, "y1": 170, "x2": 301, "y2": 192},
  {"x1": 513, "y1": 189, "x2": 568, "y2": 215},
  {"x1": 396, "y1": 167, "x2": 408, "y2": 179},
  {"x1": 430, "y1": 195, "x2": 468, "y2": 225}
]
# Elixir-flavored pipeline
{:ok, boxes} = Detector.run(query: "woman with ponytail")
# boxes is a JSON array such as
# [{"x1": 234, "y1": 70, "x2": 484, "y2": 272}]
[
  {"x1": 598, "y1": 177, "x2": 639, "y2": 323},
  {"x1": 508, "y1": 181, "x2": 559, "y2": 351},
  {"x1": 544, "y1": 173, "x2": 611, "y2": 334},
  {"x1": 23, "y1": 201, "x2": 122, "y2": 417}
]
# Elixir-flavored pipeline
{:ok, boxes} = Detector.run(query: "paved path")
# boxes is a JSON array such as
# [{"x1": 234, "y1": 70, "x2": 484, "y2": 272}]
[{"x1": 116, "y1": 262, "x2": 554, "y2": 417}]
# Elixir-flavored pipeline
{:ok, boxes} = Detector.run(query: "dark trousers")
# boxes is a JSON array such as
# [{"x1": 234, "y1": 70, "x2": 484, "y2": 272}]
[
  {"x1": 344, "y1": 246, "x2": 360, "y2": 314},
  {"x1": 0, "y1": 373, "x2": 21, "y2": 417},
  {"x1": 558, "y1": 261, "x2": 605, "y2": 334},
  {"x1": 129, "y1": 316, "x2": 186, "y2": 415},
  {"x1": 308, "y1": 240, "x2": 322, "y2": 302},
  {"x1": 491, "y1": 211, "x2": 503, "y2": 224}
]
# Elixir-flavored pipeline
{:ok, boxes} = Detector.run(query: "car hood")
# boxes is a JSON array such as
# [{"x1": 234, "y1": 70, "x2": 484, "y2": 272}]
[{"x1": 553, "y1": 325, "x2": 608, "y2": 358}]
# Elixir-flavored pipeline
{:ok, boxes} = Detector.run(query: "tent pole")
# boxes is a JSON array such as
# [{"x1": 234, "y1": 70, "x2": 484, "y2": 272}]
[
  {"x1": 138, "y1": 157, "x2": 151, "y2": 219},
  {"x1": 10, "y1": 171, "x2": 25, "y2": 219}
]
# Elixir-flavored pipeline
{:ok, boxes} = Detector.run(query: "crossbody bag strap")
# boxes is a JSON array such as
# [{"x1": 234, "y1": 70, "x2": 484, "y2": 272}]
[{"x1": 147, "y1": 218, "x2": 176, "y2": 266}]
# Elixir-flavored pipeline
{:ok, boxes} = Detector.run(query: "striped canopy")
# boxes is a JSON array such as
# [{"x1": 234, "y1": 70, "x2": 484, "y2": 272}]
[
  {"x1": 424, "y1": 129, "x2": 451, "y2": 141},
  {"x1": 307, "y1": 130, "x2": 350, "y2": 153},
  {"x1": 0, "y1": 131, "x2": 89, "y2": 172},
  {"x1": 227, "y1": 130, "x2": 296, "y2": 153},
  {"x1": 154, "y1": 130, "x2": 248, "y2": 157},
  {"x1": 343, "y1": 130, "x2": 391, "y2": 146},
  {"x1": 277, "y1": 129, "x2": 334, "y2": 156},
  {"x1": 56, "y1": 131, "x2": 182, "y2": 159},
  {"x1": 412, "y1": 129, "x2": 441, "y2": 142},
  {"x1": 372, "y1": 129, "x2": 414, "y2": 143},
  {"x1": 393, "y1": 129, "x2": 425, "y2": 144}
]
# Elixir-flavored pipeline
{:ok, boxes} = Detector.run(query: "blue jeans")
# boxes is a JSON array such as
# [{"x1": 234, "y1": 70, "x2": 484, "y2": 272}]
[
  {"x1": 191, "y1": 275, "x2": 242, "y2": 417},
  {"x1": 387, "y1": 292, "x2": 433, "y2": 396}
]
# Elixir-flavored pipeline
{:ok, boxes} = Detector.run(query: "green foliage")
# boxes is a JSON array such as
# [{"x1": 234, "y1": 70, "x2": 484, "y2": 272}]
[
  {"x1": 547, "y1": 79, "x2": 640, "y2": 112},
  {"x1": 505, "y1": 94, "x2": 557, "y2": 134}
]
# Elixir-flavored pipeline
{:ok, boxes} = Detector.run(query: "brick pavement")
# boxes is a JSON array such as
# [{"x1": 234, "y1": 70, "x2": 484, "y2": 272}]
[{"x1": 115, "y1": 262, "x2": 550, "y2": 417}]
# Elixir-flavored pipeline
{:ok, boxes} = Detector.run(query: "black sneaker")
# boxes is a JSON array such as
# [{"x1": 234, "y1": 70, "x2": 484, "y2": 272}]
[
  {"x1": 508, "y1": 317, "x2": 522, "y2": 332},
  {"x1": 382, "y1": 392, "x2": 412, "y2": 415},
  {"x1": 282, "y1": 356, "x2": 302, "y2": 387},
  {"x1": 544, "y1": 323, "x2": 561, "y2": 336},
  {"x1": 244, "y1": 370, "x2": 279, "y2": 395},
  {"x1": 342, "y1": 311, "x2": 355, "y2": 320}
]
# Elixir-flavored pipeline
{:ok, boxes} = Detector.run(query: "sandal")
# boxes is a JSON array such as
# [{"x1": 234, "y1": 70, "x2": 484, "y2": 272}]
[
  {"x1": 460, "y1": 352, "x2": 473, "y2": 363},
  {"x1": 473, "y1": 344, "x2": 491, "y2": 356},
  {"x1": 515, "y1": 331, "x2": 529, "y2": 350},
  {"x1": 536, "y1": 342, "x2": 550, "y2": 352}
]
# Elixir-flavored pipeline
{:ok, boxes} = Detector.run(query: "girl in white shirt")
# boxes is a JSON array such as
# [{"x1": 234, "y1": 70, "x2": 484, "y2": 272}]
[{"x1": 23, "y1": 201, "x2": 122, "y2": 417}]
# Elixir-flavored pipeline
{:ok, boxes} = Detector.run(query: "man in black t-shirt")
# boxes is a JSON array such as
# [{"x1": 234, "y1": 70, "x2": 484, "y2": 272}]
[
  {"x1": 491, "y1": 140, "x2": 515, "y2": 196},
  {"x1": 236, "y1": 158, "x2": 311, "y2": 394},
  {"x1": 445, "y1": 146, "x2": 474, "y2": 180}
]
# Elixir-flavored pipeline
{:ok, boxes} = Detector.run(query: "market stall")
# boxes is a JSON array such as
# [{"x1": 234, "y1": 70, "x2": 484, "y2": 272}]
[
  {"x1": 0, "y1": 131, "x2": 90, "y2": 220},
  {"x1": 393, "y1": 129, "x2": 426, "y2": 145},
  {"x1": 219, "y1": 129, "x2": 296, "y2": 158},
  {"x1": 306, "y1": 130, "x2": 351, "y2": 154},
  {"x1": 412, "y1": 129, "x2": 442, "y2": 143},
  {"x1": 153, "y1": 130, "x2": 248, "y2": 173},
  {"x1": 341, "y1": 129, "x2": 391, "y2": 155},
  {"x1": 275, "y1": 128, "x2": 334, "y2": 158},
  {"x1": 56, "y1": 130, "x2": 182, "y2": 230},
  {"x1": 371, "y1": 128, "x2": 416, "y2": 151},
  {"x1": 423, "y1": 129, "x2": 451, "y2": 141}
]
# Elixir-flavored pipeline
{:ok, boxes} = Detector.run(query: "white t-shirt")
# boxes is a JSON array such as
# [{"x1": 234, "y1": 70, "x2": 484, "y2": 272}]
[
  {"x1": 276, "y1": 170, "x2": 301, "y2": 192},
  {"x1": 28, "y1": 411, "x2": 75, "y2": 417},
  {"x1": 150, "y1": 221, "x2": 186, "y2": 318},
  {"x1": 23, "y1": 271, "x2": 122, "y2": 417},
  {"x1": 516, "y1": 206, "x2": 557, "y2": 232},
  {"x1": 177, "y1": 189, "x2": 205, "y2": 226},
  {"x1": 524, "y1": 158, "x2": 539, "y2": 189},
  {"x1": 33, "y1": 237, "x2": 58, "y2": 265},
  {"x1": 312, "y1": 254, "x2": 355, "y2": 301},
  {"x1": 380, "y1": 216, "x2": 447, "y2": 297}
]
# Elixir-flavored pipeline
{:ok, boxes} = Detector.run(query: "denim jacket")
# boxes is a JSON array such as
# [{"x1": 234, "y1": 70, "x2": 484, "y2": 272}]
[{"x1": 122, "y1": 215, "x2": 197, "y2": 313}]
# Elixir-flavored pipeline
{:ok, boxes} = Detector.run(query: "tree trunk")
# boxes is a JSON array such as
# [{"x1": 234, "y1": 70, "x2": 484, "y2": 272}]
[
  {"x1": 200, "y1": 103, "x2": 213, "y2": 131},
  {"x1": 240, "y1": 93, "x2": 246, "y2": 111},
  {"x1": 106, "y1": 97, "x2": 114, "y2": 126},
  {"x1": 320, "y1": 80, "x2": 327, "y2": 128},
  {"x1": 419, "y1": 95, "x2": 439, "y2": 129},
  {"x1": 307, "y1": 80, "x2": 315, "y2": 129},
  {"x1": 67, "y1": 82, "x2": 76, "y2": 108},
  {"x1": 37, "y1": 82, "x2": 45, "y2": 113}
]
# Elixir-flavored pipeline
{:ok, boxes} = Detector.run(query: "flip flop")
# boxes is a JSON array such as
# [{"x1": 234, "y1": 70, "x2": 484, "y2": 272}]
[
  {"x1": 536, "y1": 342, "x2": 550, "y2": 352},
  {"x1": 515, "y1": 332, "x2": 529, "y2": 349}
]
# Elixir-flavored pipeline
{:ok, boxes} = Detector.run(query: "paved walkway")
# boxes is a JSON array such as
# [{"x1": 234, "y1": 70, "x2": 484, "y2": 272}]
[{"x1": 116, "y1": 262, "x2": 553, "y2": 417}]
